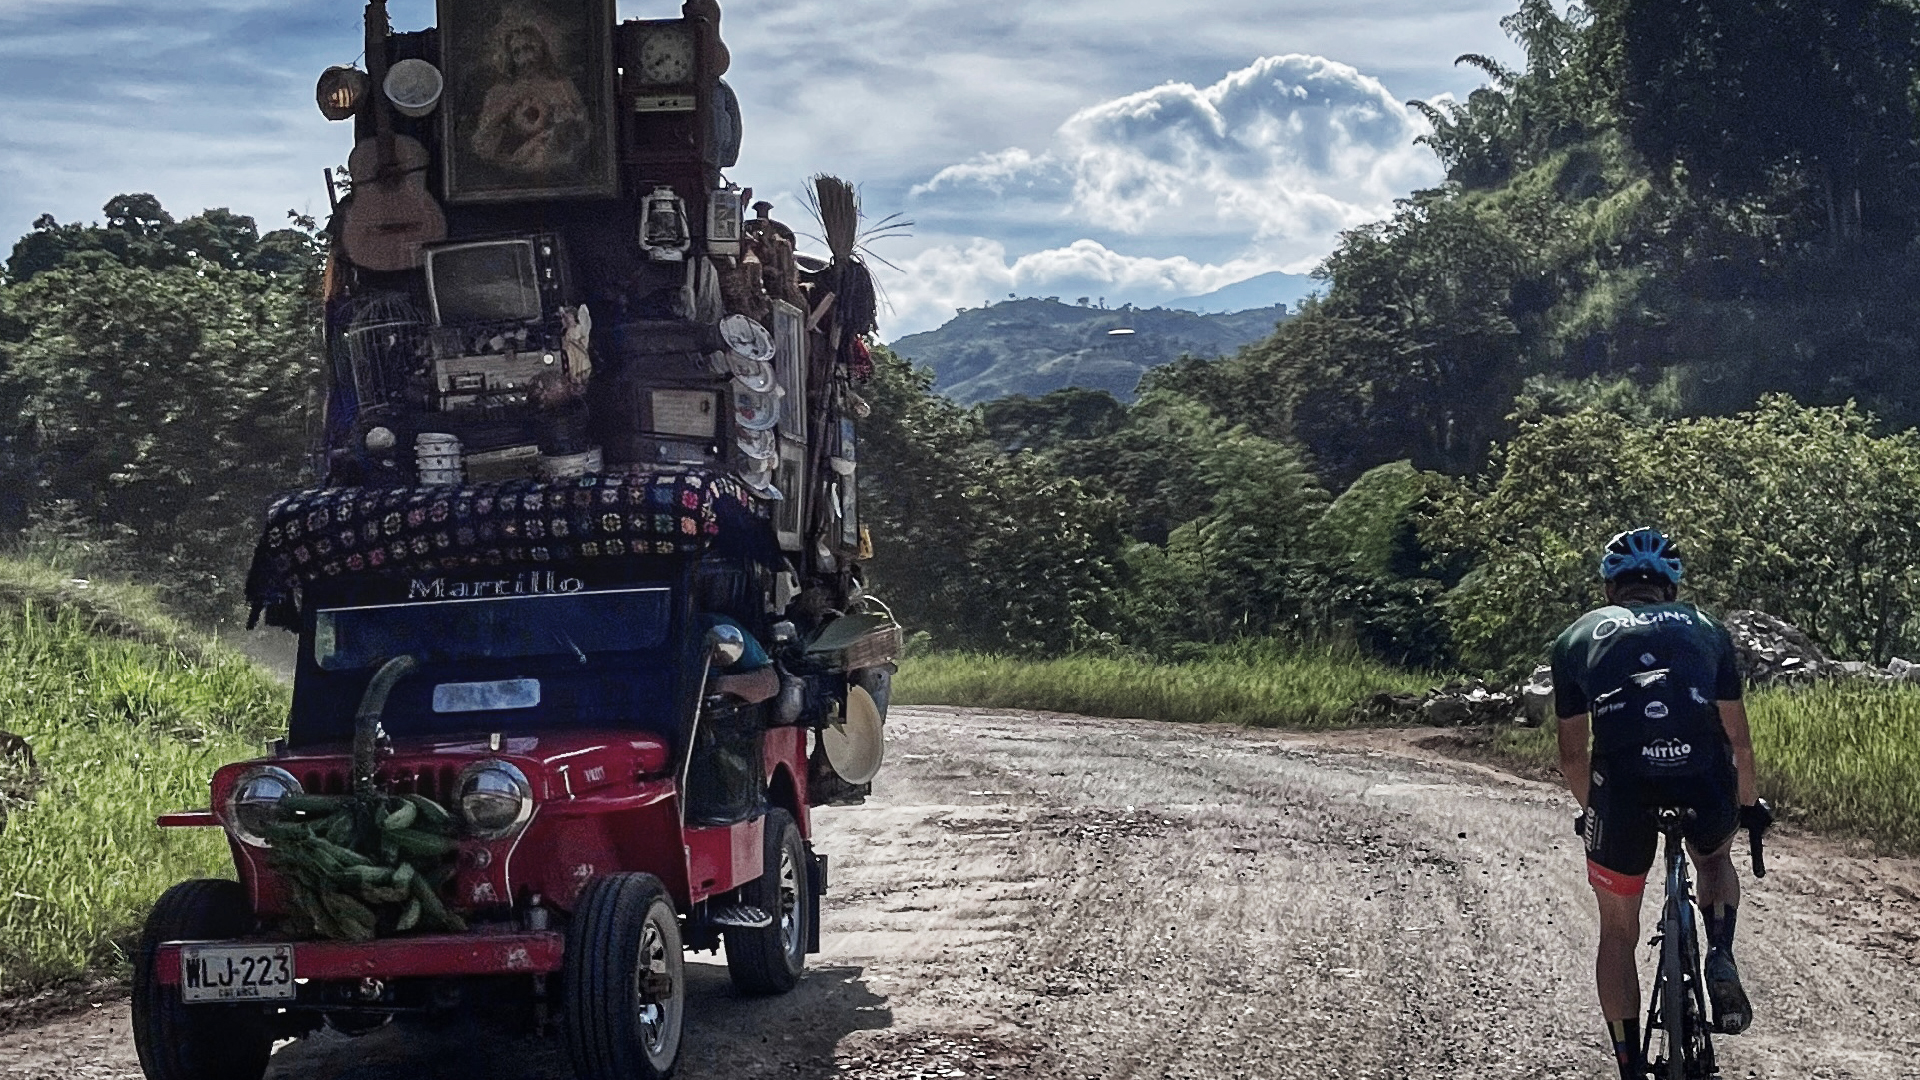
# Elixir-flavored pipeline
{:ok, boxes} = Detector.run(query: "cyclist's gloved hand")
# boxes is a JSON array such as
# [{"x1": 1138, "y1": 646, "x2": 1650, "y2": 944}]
[
  {"x1": 1572, "y1": 809, "x2": 1590, "y2": 840},
  {"x1": 1739, "y1": 799, "x2": 1774, "y2": 834}
]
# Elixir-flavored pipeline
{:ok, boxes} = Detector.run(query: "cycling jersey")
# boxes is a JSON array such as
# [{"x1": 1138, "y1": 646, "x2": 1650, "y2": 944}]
[
  {"x1": 1550, "y1": 602, "x2": 1741, "y2": 771},
  {"x1": 1552, "y1": 601, "x2": 1744, "y2": 892}
]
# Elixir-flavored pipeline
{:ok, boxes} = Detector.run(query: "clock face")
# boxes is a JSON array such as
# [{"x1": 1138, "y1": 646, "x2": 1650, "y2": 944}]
[{"x1": 636, "y1": 28, "x2": 696, "y2": 85}]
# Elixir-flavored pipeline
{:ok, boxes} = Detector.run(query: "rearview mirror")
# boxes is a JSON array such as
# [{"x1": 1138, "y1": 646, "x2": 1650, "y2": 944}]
[{"x1": 706, "y1": 624, "x2": 746, "y2": 668}]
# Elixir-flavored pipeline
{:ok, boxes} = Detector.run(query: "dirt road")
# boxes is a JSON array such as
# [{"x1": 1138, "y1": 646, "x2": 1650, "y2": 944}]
[{"x1": 7, "y1": 706, "x2": 1918, "y2": 1079}]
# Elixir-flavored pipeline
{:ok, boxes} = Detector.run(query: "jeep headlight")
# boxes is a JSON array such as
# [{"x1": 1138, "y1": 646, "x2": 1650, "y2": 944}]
[
  {"x1": 226, "y1": 766, "x2": 302, "y2": 848},
  {"x1": 456, "y1": 761, "x2": 533, "y2": 838}
]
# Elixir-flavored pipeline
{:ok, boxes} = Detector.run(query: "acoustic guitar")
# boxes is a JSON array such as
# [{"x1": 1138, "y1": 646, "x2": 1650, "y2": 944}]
[{"x1": 341, "y1": 0, "x2": 446, "y2": 272}]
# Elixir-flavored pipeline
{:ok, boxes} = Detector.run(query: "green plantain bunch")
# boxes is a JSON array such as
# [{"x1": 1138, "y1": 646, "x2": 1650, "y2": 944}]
[{"x1": 265, "y1": 792, "x2": 465, "y2": 942}]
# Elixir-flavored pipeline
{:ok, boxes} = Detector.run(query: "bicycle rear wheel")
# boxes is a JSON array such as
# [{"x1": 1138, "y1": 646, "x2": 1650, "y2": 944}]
[
  {"x1": 1658, "y1": 897, "x2": 1689, "y2": 1080},
  {"x1": 1677, "y1": 903, "x2": 1717, "y2": 1076}
]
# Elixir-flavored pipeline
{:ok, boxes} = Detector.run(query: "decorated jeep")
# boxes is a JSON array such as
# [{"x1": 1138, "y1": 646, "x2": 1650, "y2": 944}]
[{"x1": 131, "y1": 2, "x2": 898, "y2": 1078}]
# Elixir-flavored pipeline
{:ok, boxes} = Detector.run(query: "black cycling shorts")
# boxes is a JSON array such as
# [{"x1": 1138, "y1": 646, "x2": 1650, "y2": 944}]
[{"x1": 1583, "y1": 749, "x2": 1737, "y2": 895}]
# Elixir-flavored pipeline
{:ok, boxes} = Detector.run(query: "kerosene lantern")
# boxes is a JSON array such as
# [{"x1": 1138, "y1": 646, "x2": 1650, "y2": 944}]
[{"x1": 640, "y1": 186, "x2": 692, "y2": 263}]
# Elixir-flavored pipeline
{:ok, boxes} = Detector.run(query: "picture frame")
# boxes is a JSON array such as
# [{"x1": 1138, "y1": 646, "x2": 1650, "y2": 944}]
[
  {"x1": 777, "y1": 435, "x2": 807, "y2": 552},
  {"x1": 771, "y1": 300, "x2": 808, "y2": 444},
  {"x1": 438, "y1": 0, "x2": 620, "y2": 204}
]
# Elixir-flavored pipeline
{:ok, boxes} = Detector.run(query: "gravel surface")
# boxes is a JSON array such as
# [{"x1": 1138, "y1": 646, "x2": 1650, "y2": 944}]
[{"x1": 5, "y1": 706, "x2": 1917, "y2": 1079}]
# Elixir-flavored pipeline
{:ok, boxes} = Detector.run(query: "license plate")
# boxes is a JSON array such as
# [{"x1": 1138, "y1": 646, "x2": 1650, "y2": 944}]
[{"x1": 179, "y1": 944, "x2": 296, "y2": 1003}]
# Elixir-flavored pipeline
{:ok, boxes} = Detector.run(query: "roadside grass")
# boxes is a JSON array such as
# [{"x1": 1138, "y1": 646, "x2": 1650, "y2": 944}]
[
  {"x1": 894, "y1": 641, "x2": 1436, "y2": 728},
  {"x1": 0, "y1": 563, "x2": 285, "y2": 996},
  {"x1": 899, "y1": 647, "x2": 1920, "y2": 855},
  {"x1": 1492, "y1": 681, "x2": 1920, "y2": 854}
]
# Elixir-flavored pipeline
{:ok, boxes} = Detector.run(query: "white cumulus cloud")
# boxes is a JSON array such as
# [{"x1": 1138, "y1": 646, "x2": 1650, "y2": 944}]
[
  {"x1": 911, "y1": 148, "x2": 1071, "y2": 199},
  {"x1": 879, "y1": 52, "x2": 1443, "y2": 337},
  {"x1": 916, "y1": 54, "x2": 1441, "y2": 245}
]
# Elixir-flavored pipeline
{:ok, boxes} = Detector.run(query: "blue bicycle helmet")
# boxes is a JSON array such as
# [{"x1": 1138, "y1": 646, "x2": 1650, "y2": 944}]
[{"x1": 1601, "y1": 527, "x2": 1684, "y2": 584}]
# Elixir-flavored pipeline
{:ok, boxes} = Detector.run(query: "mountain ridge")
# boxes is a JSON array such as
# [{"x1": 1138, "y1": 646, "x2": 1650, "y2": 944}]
[
  {"x1": 890, "y1": 297, "x2": 1291, "y2": 404},
  {"x1": 1167, "y1": 271, "x2": 1320, "y2": 314}
]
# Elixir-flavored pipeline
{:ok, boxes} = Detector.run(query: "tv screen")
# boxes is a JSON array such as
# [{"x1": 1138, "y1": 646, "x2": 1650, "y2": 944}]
[{"x1": 427, "y1": 240, "x2": 542, "y2": 326}]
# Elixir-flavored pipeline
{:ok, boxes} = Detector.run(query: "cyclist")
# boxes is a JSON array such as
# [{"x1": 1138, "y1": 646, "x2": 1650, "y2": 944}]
[{"x1": 1550, "y1": 528, "x2": 1772, "y2": 1079}]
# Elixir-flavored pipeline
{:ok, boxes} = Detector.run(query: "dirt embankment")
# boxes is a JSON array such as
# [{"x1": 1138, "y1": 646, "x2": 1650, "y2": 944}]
[{"x1": 6, "y1": 707, "x2": 1917, "y2": 1080}]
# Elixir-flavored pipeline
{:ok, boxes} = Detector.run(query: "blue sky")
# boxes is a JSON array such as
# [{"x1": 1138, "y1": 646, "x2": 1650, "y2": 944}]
[{"x1": 0, "y1": 0, "x2": 1526, "y2": 336}]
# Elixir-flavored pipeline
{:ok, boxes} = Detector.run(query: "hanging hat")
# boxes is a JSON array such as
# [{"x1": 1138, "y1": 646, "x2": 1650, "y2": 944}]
[
  {"x1": 729, "y1": 355, "x2": 777, "y2": 393},
  {"x1": 735, "y1": 427, "x2": 777, "y2": 462},
  {"x1": 733, "y1": 382, "x2": 784, "y2": 430},
  {"x1": 737, "y1": 460, "x2": 783, "y2": 500},
  {"x1": 720, "y1": 314, "x2": 775, "y2": 362}
]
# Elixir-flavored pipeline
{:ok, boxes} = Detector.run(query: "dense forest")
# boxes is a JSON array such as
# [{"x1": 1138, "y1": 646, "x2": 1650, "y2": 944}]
[
  {"x1": 0, "y1": 197, "x2": 324, "y2": 619},
  {"x1": 889, "y1": 297, "x2": 1292, "y2": 404},
  {"x1": 7, "y1": 0, "x2": 1920, "y2": 675},
  {"x1": 860, "y1": 0, "x2": 1920, "y2": 673}
]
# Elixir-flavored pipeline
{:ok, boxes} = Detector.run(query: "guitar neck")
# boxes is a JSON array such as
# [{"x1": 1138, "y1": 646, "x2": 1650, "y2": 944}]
[{"x1": 364, "y1": 0, "x2": 399, "y2": 174}]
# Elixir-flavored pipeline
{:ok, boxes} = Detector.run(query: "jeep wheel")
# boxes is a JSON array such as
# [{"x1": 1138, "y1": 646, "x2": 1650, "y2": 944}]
[
  {"x1": 725, "y1": 809, "x2": 809, "y2": 995},
  {"x1": 563, "y1": 873, "x2": 685, "y2": 1080},
  {"x1": 131, "y1": 879, "x2": 273, "y2": 1080}
]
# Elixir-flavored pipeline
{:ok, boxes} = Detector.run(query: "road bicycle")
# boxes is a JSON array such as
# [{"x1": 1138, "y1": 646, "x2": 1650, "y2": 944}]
[{"x1": 1640, "y1": 806, "x2": 1768, "y2": 1080}]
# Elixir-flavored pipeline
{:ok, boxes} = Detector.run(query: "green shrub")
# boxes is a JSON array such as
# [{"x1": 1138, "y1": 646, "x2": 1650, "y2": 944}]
[
  {"x1": 1305, "y1": 461, "x2": 1461, "y2": 668},
  {"x1": 1429, "y1": 397, "x2": 1920, "y2": 674}
]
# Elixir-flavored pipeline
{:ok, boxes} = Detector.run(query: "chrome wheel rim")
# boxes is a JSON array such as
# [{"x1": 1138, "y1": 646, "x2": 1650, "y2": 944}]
[
  {"x1": 778, "y1": 841, "x2": 802, "y2": 960},
  {"x1": 636, "y1": 919, "x2": 678, "y2": 1057}
]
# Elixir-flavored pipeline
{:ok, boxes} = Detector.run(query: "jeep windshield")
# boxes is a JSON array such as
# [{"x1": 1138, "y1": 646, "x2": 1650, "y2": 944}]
[
  {"x1": 290, "y1": 584, "x2": 683, "y2": 745},
  {"x1": 313, "y1": 587, "x2": 673, "y2": 671}
]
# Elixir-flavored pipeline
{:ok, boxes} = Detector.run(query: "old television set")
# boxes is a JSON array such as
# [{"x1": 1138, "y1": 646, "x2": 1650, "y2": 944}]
[{"x1": 424, "y1": 235, "x2": 568, "y2": 327}]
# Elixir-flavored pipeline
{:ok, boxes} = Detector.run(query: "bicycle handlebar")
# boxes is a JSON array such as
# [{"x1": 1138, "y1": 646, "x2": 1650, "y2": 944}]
[{"x1": 1569, "y1": 805, "x2": 1770, "y2": 877}]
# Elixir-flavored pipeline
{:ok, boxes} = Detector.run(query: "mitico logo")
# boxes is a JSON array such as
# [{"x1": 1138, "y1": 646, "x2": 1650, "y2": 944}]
[{"x1": 1640, "y1": 738, "x2": 1693, "y2": 767}]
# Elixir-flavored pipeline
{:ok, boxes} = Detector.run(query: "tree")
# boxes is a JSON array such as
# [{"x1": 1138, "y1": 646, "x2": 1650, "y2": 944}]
[
  {"x1": 1411, "y1": 0, "x2": 1611, "y2": 189},
  {"x1": 6, "y1": 196, "x2": 324, "y2": 287},
  {"x1": 1599, "y1": 0, "x2": 1920, "y2": 242},
  {"x1": 1115, "y1": 406, "x2": 1331, "y2": 648},
  {"x1": 858, "y1": 348, "x2": 1121, "y2": 653},
  {"x1": 0, "y1": 256, "x2": 322, "y2": 611},
  {"x1": 979, "y1": 388, "x2": 1127, "y2": 454},
  {"x1": 1237, "y1": 195, "x2": 1532, "y2": 483},
  {"x1": 1427, "y1": 398, "x2": 1920, "y2": 673}
]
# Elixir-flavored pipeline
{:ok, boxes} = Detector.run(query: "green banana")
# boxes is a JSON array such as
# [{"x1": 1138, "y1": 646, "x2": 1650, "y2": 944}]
[
  {"x1": 321, "y1": 892, "x2": 377, "y2": 943},
  {"x1": 322, "y1": 812, "x2": 354, "y2": 847},
  {"x1": 404, "y1": 794, "x2": 455, "y2": 832},
  {"x1": 311, "y1": 838, "x2": 372, "y2": 867},
  {"x1": 386, "y1": 829, "x2": 457, "y2": 858},
  {"x1": 380, "y1": 801, "x2": 418, "y2": 832},
  {"x1": 292, "y1": 882, "x2": 345, "y2": 941},
  {"x1": 264, "y1": 788, "x2": 470, "y2": 942},
  {"x1": 265, "y1": 822, "x2": 313, "y2": 846},
  {"x1": 408, "y1": 872, "x2": 464, "y2": 933}
]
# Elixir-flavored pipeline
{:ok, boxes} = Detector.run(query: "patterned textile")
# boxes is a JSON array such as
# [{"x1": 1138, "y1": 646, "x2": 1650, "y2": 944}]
[{"x1": 246, "y1": 468, "x2": 771, "y2": 625}]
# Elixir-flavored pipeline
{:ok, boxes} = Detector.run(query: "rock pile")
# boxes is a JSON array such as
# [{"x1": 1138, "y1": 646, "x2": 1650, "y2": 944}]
[
  {"x1": 1351, "y1": 609, "x2": 1915, "y2": 729},
  {"x1": 1723, "y1": 609, "x2": 1919, "y2": 684},
  {"x1": 1722, "y1": 609, "x2": 1840, "y2": 684},
  {"x1": 1352, "y1": 681, "x2": 1521, "y2": 727}
]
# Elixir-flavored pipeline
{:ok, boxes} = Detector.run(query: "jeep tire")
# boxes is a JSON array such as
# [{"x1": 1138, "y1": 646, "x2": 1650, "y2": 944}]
[
  {"x1": 725, "y1": 809, "x2": 809, "y2": 995},
  {"x1": 563, "y1": 873, "x2": 685, "y2": 1080},
  {"x1": 131, "y1": 879, "x2": 273, "y2": 1080}
]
